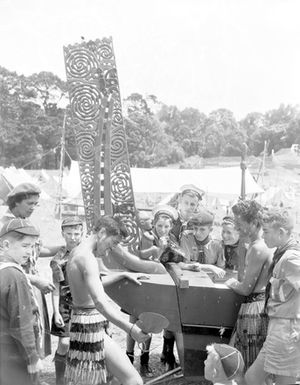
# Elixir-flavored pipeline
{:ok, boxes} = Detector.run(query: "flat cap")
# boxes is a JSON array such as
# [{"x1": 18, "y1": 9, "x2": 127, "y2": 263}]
[
  {"x1": 0, "y1": 218, "x2": 40, "y2": 238},
  {"x1": 179, "y1": 184, "x2": 204, "y2": 200},
  {"x1": 7, "y1": 183, "x2": 41, "y2": 198},
  {"x1": 61, "y1": 216, "x2": 83, "y2": 228},
  {"x1": 152, "y1": 205, "x2": 178, "y2": 222},
  {"x1": 188, "y1": 209, "x2": 214, "y2": 226}
]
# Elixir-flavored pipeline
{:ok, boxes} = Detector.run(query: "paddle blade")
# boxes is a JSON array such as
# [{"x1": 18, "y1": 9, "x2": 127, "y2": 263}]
[{"x1": 136, "y1": 312, "x2": 169, "y2": 334}]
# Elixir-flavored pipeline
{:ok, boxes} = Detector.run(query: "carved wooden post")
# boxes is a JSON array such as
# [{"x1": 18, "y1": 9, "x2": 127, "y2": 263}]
[{"x1": 63, "y1": 37, "x2": 140, "y2": 251}]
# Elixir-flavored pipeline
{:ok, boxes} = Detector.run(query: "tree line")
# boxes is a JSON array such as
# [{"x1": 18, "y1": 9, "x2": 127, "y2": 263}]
[{"x1": 1, "y1": 66, "x2": 300, "y2": 169}]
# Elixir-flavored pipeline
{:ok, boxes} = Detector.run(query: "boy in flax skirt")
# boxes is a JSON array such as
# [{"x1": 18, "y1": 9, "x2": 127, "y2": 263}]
[{"x1": 65, "y1": 215, "x2": 150, "y2": 385}]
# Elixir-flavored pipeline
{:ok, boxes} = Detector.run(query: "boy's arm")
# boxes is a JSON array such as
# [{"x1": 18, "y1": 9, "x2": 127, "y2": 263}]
[
  {"x1": 51, "y1": 281, "x2": 60, "y2": 315},
  {"x1": 225, "y1": 246, "x2": 265, "y2": 295},
  {"x1": 139, "y1": 245, "x2": 160, "y2": 260},
  {"x1": 102, "y1": 272, "x2": 149, "y2": 287},
  {"x1": 39, "y1": 244, "x2": 64, "y2": 258},
  {"x1": 109, "y1": 245, "x2": 167, "y2": 274},
  {"x1": 27, "y1": 274, "x2": 55, "y2": 294},
  {"x1": 3, "y1": 270, "x2": 40, "y2": 366},
  {"x1": 80, "y1": 255, "x2": 150, "y2": 343}
]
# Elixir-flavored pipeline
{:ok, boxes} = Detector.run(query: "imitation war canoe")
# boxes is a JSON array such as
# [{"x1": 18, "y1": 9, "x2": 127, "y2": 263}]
[{"x1": 105, "y1": 264, "x2": 244, "y2": 380}]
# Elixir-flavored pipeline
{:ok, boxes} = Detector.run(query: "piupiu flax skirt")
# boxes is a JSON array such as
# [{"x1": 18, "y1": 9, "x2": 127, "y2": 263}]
[
  {"x1": 65, "y1": 308, "x2": 112, "y2": 385},
  {"x1": 232, "y1": 292, "x2": 268, "y2": 370}
]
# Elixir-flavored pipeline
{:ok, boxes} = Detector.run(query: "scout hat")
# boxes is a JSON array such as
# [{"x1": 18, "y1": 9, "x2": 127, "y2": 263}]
[
  {"x1": 188, "y1": 209, "x2": 214, "y2": 226},
  {"x1": 222, "y1": 216, "x2": 236, "y2": 226},
  {"x1": 152, "y1": 205, "x2": 178, "y2": 222},
  {"x1": 179, "y1": 184, "x2": 204, "y2": 200},
  {"x1": 0, "y1": 218, "x2": 40, "y2": 238},
  {"x1": 213, "y1": 344, "x2": 244, "y2": 379},
  {"x1": 7, "y1": 183, "x2": 41, "y2": 199},
  {"x1": 61, "y1": 216, "x2": 83, "y2": 228}
]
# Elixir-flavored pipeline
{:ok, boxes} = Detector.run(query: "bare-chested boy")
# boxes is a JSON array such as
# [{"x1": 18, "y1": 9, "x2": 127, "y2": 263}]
[
  {"x1": 225, "y1": 200, "x2": 273, "y2": 370},
  {"x1": 65, "y1": 215, "x2": 150, "y2": 385}
]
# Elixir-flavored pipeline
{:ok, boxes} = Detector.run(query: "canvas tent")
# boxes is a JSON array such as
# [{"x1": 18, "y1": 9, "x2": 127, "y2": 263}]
[
  {"x1": 61, "y1": 162, "x2": 263, "y2": 203},
  {"x1": 0, "y1": 166, "x2": 51, "y2": 202},
  {"x1": 130, "y1": 167, "x2": 263, "y2": 198}
]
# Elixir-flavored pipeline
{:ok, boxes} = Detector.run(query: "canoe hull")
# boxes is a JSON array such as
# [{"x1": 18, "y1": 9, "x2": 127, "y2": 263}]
[{"x1": 105, "y1": 269, "x2": 244, "y2": 379}]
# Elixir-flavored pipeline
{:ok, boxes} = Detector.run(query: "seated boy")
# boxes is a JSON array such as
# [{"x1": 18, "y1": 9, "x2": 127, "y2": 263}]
[
  {"x1": 50, "y1": 216, "x2": 84, "y2": 385},
  {"x1": 0, "y1": 218, "x2": 43, "y2": 385},
  {"x1": 204, "y1": 343, "x2": 245, "y2": 385},
  {"x1": 180, "y1": 209, "x2": 226, "y2": 278}
]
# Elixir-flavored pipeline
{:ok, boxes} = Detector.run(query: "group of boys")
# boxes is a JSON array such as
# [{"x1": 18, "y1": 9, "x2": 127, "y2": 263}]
[{"x1": 1, "y1": 182, "x2": 300, "y2": 385}]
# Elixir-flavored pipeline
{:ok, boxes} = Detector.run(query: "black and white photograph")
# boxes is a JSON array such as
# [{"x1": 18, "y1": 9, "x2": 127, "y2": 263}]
[{"x1": 1, "y1": 1, "x2": 300, "y2": 384}]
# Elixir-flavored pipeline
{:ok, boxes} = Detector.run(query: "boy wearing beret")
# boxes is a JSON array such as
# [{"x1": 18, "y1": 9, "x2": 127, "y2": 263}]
[
  {"x1": 50, "y1": 216, "x2": 84, "y2": 385},
  {"x1": 0, "y1": 219, "x2": 43, "y2": 385}
]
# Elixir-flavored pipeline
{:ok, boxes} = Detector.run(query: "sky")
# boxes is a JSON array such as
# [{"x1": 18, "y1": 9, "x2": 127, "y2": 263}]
[{"x1": 1, "y1": 0, "x2": 300, "y2": 119}]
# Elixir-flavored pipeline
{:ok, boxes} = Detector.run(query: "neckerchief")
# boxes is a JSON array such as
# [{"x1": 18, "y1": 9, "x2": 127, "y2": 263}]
[
  {"x1": 194, "y1": 235, "x2": 211, "y2": 263},
  {"x1": 264, "y1": 238, "x2": 300, "y2": 312},
  {"x1": 224, "y1": 241, "x2": 239, "y2": 269}
]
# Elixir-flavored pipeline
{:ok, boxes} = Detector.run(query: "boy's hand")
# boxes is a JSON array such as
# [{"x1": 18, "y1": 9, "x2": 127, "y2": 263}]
[
  {"x1": 225, "y1": 277, "x2": 238, "y2": 287},
  {"x1": 27, "y1": 358, "x2": 43, "y2": 373},
  {"x1": 211, "y1": 266, "x2": 226, "y2": 278},
  {"x1": 54, "y1": 312, "x2": 65, "y2": 327},
  {"x1": 158, "y1": 236, "x2": 169, "y2": 249},
  {"x1": 130, "y1": 323, "x2": 150, "y2": 344},
  {"x1": 122, "y1": 272, "x2": 150, "y2": 285},
  {"x1": 32, "y1": 276, "x2": 55, "y2": 294}
]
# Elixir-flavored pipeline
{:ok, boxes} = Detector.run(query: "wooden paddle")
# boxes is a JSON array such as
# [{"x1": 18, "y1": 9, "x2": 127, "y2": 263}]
[{"x1": 136, "y1": 312, "x2": 169, "y2": 334}]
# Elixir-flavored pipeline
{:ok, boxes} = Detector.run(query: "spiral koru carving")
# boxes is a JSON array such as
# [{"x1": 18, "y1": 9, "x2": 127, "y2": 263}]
[
  {"x1": 113, "y1": 213, "x2": 139, "y2": 247},
  {"x1": 111, "y1": 103, "x2": 123, "y2": 128},
  {"x1": 69, "y1": 83, "x2": 101, "y2": 122},
  {"x1": 98, "y1": 39, "x2": 114, "y2": 61},
  {"x1": 111, "y1": 130, "x2": 126, "y2": 161},
  {"x1": 111, "y1": 163, "x2": 133, "y2": 203},
  {"x1": 65, "y1": 46, "x2": 99, "y2": 80},
  {"x1": 76, "y1": 131, "x2": 96, "y2": 162}
]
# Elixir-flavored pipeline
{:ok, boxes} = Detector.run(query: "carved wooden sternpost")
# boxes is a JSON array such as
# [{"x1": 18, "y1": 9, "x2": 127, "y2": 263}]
[{"x1": 63, "y1": 37, "x2": 139, "y2": 251}]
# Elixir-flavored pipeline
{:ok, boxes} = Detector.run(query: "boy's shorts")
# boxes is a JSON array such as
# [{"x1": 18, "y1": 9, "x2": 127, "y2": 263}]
[
  {"x1": 257, "y1": 317, "x2": 300, "y2": 378},
  {"x1": 50, "y1": 300, "x2": 71, "y2": 337}
]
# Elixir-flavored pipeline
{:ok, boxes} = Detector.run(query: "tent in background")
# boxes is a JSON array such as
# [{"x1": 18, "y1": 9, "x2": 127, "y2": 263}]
[
  {"x1": 0, "y1": 166, "x2": 51, "y2": 201},
  {"x1": 130, "y1": 167, "x2": 263, "y2": 198}
]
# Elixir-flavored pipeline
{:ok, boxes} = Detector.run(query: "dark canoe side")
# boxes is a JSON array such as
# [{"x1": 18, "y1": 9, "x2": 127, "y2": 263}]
[{"x1": 105, "y1": 265, "x2": 244, "y2": 380}]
